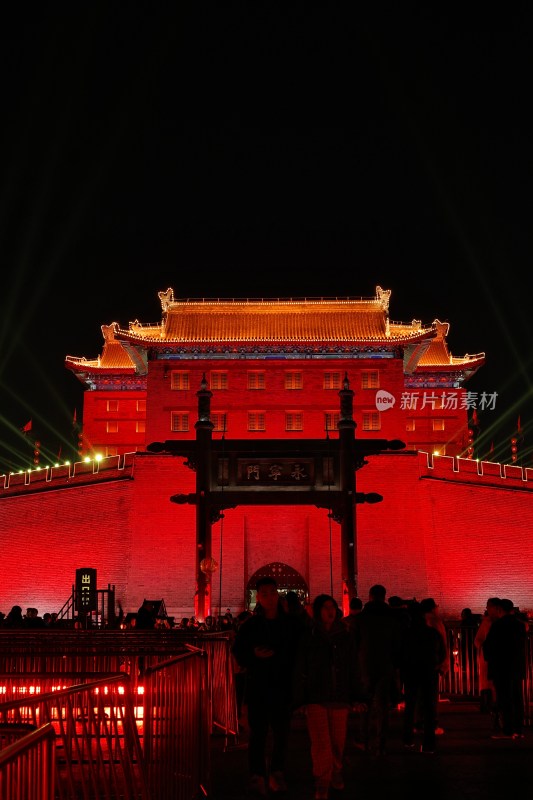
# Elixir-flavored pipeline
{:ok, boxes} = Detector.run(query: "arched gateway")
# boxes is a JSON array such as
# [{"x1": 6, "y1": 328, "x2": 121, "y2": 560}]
[
  {"x1": 247, "y1": 562, "x2": 309, "y2": 610},
  {"x1": 148, "y1": 375, "x2": 404, "y2": 618}
]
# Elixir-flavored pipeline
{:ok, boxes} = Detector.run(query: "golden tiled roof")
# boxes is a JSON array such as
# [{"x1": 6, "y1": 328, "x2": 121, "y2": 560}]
[
  {"x1": 65, "y1": 325, "x2": 138, "y2": 372},
  {"x1": 65, "y1": 288, "x2": 485, "y2": 376},
  {"x1": 117, "y1": 288, "x2": 436, "y2": 344},
  {"x1": 416, "y1": 320, "x2": 485, "y2": 370}
]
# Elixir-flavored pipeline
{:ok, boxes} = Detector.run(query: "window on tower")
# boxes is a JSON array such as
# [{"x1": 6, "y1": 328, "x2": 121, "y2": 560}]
[
  {"x1": 212, "y1": 413, "x2": 228, "y2": 432},
  {"x1": 361, "y1": 370, "x2": 380, "y2": 389},
  {"x1": 285, "y1": 412, "x2": 303, "y2": 431},
  {"x1": 171, "y1": 412, "x2": 189, "y2": 432},
  {"x1": 362, "y1": 411, "x2": 381, "y2": 431},
  {"x1": 323, "y1": 372, "x2": 342, "y2": 390},
  {"x1": 170, "y1": 371, "x2": 190, "y2": 391},
  {"x1": 211, "y1": 371, "x2": 228, "y2": 390},
  {"x1": 248, "y1": 412, "x2": 266, "y2": 432},
  {"x1": 285, "y1": 371, "x2": 303, "y2": 389},
  {"x1": 324, "y1": 412, "x2": 340, "y2": 432},
  {"x1": 247, "y1": 371, "x2": 266, "y2": 390}
]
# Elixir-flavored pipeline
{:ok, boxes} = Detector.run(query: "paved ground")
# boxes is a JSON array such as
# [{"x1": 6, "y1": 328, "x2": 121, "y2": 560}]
[{"x1": 210, "y1": 700, "x2": 531, "y2": 800}]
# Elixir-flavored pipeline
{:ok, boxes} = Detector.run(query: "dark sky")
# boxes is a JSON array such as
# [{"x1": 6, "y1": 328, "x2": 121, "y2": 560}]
[{"x1": 1, "y1": 5, "x2": 532, "y2": 471}]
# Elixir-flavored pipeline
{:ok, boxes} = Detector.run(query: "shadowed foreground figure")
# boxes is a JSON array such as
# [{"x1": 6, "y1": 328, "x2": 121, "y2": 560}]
[
  {"x1": 351, "y1": 584, "x2": 402, "y2": 756},
  {"x1": 293, "y1": 593, "x2": 364, "y2": 800},
  {"x1": 232, "y1": 577, "x2": 305, "y2": 797},
  {"x1": 401, "y1": 601, "x2": 446, "y2": 753},
  {"x1": 483, "y1": 597, "x2": 527, "y2": 740}
]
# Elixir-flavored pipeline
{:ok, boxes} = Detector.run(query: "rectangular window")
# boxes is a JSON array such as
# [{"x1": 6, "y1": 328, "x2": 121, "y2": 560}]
[
  {"x1": 361, "y1": 370, "x2": 380, "y2": 389},
  {"x1": 247, "y1": 371, "x2": 266, "y2": 390},
  {"x1": 107, "y1": 400, "x2": 119, "y2": 412},
  {"x1": 212, "y1": 412, "x2": 228, "y2": 432},
  {"x1": 285, "y1": 412, "x2": 303, "y2": 431},
  {"x1": 136, "y1": 421, "x2": 146, "y2": 433},
  {"x1": 323, "y1": 372, "x2": 342, "y2": 390},
  {"x1": 248, "y1": 412, "x2": 266, "y2": 432},
  {"x1": 324, "y1": 412, "x2": 340, "y2": 432},
  {"x1": 406, "y1": 419, "x2": 415, "y2": 432},
  {"x1": 171, "y1": 412, "x2": 189, "y2": 432},
  {"x1": 106, "y1": 446, "x2": 118, "y2": 457},
  {"x1": 211, "y1": 371, "x2": 228, "y2": 390},
  {"x1": 432, "y1": 419, "x2": 445, "y2": 431},
  {"x1": 362, "y1": 411, "x2": 381, "y2": 431},
  {"x1": 106, "y1": 421, "x2": 118, "y2": 433},
  {"x1": 285, "y1": 371, "x2": 303, "y2": 390},
  {"x1": 136, "y1": 399, "x2": 146, "y2": 412},
  {"x1": 170, "y1": 371, "x2": 190, "y2": 391}
]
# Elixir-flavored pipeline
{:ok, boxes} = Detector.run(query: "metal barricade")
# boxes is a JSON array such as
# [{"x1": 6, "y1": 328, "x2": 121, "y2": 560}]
[
  {"x1": 0, "y1": 722, "x2": 56, "y2": 800},
  {"x1": 0, "y1": 674, "x2": 150, "y2": 800},
  {"x1": 440, "y1": 625, "x2": 480, "y2": 698},
  {"x1": 194, "y1": 634, "x2": 240, "y2": 745},
  {"x1": 440, "y1": 623, "x2": 533, "y2": 726},
  {"x1": 143, "y1": 646, "x2": 210, "y2": 800}
]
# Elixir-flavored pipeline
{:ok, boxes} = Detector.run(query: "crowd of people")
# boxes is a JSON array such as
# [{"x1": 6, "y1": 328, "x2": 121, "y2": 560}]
[
  {"x1": 231, "y1": 581, "x2": 529, "y2": 799},
  {"x1": 1, "y1": 587, "x2": 529, "y2": 799},
  {"x1": 0, "y1": 606, "x2": 59, "y2": 628},
  {"x1": 0, "y1": 602, "x2": 246, "y2": 631}
]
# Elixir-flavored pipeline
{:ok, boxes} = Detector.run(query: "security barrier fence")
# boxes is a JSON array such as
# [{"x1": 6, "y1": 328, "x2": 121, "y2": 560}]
[
  {"x1": 143, "y1": 646, "x2": 210, "y2": 800},
  {"x1": 0, "y1": 631, "x2": 238, "y2": 740},
  {"x1": 0, "y1": 633, "x2": 237, "y2": 799},
  {"x1": 0, "y1": 674, "x2": 150, "y2": 800},
  {"x1": 441, "y1": 624, "x2": 533, "y2": 723},
  {"x1": 0, "y1": 722, "x2": 56, "y2": 800}
]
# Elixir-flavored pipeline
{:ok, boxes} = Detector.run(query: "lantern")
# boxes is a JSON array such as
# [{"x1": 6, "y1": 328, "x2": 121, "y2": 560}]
[{"x1": 200, "y1": 557, "x2": 218, "y2": 574}]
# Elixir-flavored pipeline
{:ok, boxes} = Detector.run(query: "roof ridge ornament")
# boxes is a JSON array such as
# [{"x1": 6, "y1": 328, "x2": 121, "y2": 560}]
[
  {"x1": 101, "y1": 323, "x2": 119, "y2": 342},
  {"x1": 158, "y1": 288, "x2": 175, "y2": 313},
  {"x1": 375, "y1": 286, "x2": 391, "y2": 313},
  {"x1": 434, "y1": 319, "x2": 450, "y2": 338}
]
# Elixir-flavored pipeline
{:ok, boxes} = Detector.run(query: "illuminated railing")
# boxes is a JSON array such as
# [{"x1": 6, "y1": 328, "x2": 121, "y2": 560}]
[
  {"x1": 0, "y1": 675, "x2": 149, "y2": 800},
  {"x1": 0, "y1": 722, "x2": 56, "y2": 800},
  {"x1": 143, "y1": 646, "x2": 210, "y2": 800},
  {"x1": 0, "y1": 631, "x2": 239, "y2": 736},
  {"x1": 0, "y1": 632, "x2": 240, "y2": 796}
]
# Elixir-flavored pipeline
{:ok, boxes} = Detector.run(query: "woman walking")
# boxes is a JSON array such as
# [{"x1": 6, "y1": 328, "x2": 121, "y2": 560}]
[{"x1": 293, "y1": 594, "x2": 361, "y2": 800}]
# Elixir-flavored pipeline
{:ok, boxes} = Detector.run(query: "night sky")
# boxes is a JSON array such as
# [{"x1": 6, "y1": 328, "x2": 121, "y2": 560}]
[{"x1": 1, "y1": 6, "x2": 532, "y2": 471}]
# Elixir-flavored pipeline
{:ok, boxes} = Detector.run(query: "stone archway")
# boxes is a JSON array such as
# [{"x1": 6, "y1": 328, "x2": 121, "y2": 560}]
[{"x1": 246, "y1": 562, "x2": 309, "y2": 610}]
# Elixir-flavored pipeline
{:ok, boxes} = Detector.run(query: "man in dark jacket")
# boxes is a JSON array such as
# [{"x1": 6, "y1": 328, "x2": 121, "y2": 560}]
[
  {"x1": 401, "y1": 601, "x2": 446, "y2": 753},
  {"x1": 351, "y1": 583, "x2": 403, "y2": 756},
  {"x1": 483, "y1": 597, "x2": 527, "y2": 739},
  {"x1": 232, "y1": 577, "x2": 305, "y2": 796}
]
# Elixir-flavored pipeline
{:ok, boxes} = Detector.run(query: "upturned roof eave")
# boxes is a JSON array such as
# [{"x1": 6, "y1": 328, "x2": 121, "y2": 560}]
[
  {"x1": 112, "y1": 330, "x2": 437, "y2": 347},
  {"x1": 416, "y1": 356, "x2": 486, "y2": 372}
]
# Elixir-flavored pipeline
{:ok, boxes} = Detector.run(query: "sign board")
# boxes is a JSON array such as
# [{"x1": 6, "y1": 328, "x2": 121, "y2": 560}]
[{"x1": 75, "y1": 567, "x2": 97, "y2": 612}]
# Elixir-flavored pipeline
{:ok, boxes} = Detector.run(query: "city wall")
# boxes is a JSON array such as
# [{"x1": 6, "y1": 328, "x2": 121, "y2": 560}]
[{"x1": 1, "y1": 451, "x2": 532, "y2": 618}]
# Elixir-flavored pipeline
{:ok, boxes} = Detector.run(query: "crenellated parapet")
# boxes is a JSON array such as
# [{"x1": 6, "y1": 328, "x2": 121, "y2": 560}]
[
  {"x1": 0, "y1": 454, "x2": 136, "y2": 496},
  {"x1": 418, "y1": 451, "x2": 533, "y2": 490}
]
